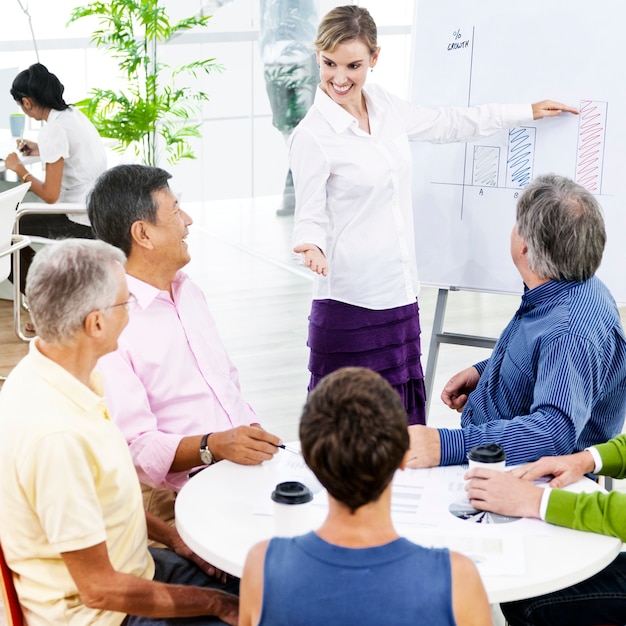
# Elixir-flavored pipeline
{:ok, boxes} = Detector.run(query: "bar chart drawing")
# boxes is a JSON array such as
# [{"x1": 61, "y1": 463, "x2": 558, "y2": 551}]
[
  {"x1": 470, "y1": 126, "x2": 537, "y2": 190},
  {"x1": 469, "y1": 106, "x2": 607, "y2": 194},
  {"x1": 576, "y1": 100, "x2": 608, "y2": 194},
  {"x1": 506, "y1": 127, "x2": 536, "y2": 189},
  {"x1": 472, "y1": 145, "x2": 499, "y2": 187},
  {"x1": 421, "y1": 27, "x2": 608, "y2": 196},
  {"x1": 410, "y1": 0, "x2": 626, "y2": 301}
]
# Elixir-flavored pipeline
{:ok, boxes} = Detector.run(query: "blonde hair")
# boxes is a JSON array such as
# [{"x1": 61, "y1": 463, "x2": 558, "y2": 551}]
[{"x1": 314, "y1": 5, "x2": 378, "y2": 54}]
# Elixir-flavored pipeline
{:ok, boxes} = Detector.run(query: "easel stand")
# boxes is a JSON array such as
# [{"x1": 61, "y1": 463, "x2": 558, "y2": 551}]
[{"x1": 424, "y1": 288, "x2": 498, "y2": 420}]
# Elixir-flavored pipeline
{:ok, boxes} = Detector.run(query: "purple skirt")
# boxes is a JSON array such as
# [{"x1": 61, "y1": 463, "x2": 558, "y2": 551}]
[{"x1": 307, "y1": 299, "x2": 427, "y2": 425}]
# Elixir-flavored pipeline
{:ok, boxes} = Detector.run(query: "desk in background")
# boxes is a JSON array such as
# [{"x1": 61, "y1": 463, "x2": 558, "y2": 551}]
[
  {"x1": 0, "y1": 127, "x2": 41, "y2": 180},
  {"x1": 175, "y1": 452, "x2": 622, "y2": 604}
]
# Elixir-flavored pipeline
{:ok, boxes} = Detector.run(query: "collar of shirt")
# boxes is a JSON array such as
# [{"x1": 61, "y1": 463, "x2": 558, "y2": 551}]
[
  {"x1": 314, "y1": 85, "x2": 364, "y2": 134},
  {"x1": 126, "y1": 270, "x2": 189, "y2": 309},
  {"x1": 28, "y1": 338, "x2": 109, "y2": 419},
  {"x1": 46, "y1": 108, "x2": 61, "y2": 124},
  {"x1": 519, "y1": 278, "x2": 585, "y2": 314}
]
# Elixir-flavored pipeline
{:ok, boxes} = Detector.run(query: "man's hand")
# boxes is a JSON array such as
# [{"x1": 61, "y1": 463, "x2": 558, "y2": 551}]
[
  {"x1": 211, "y1": 590, "x2": 239, "y2": 626},
  {"x1": 146, "y1": 511, "x2": 232, "y2": 583},
  {"x1": 210, "y1": 425, "x2": 282, "y2": 465},
  {"x1": 293, "y1": 243, "x2": 328, "y2": 276},
  {"x1": 441, "y1": 366, "x2": 480, "y2": 412},
  {"x1": 406, "y1": 425, "x2": 441, "y2": 468},
  {"x1": 531, "y1": 100, "x2": 579, "y2": 119},
  {"x1": 509, "y1": 450, "x2": 596, "y2": 488},
  {"x1": 170, "y1": 534, "x2": 231, "y2": 584},
  {"x1": 464, "y1": 468, "x2": 543, "y2": 518},
  {"x1": 61, "y1": 541, "x2": 240, "y2": 621}
]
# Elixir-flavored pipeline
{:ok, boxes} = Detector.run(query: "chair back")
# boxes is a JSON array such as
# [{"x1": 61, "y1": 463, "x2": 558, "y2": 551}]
[
  {"x1": 0, "y1": 543, "x2": 24, "y2": 626},
  {"x1": 0, "y1": 183, "x2": 30, "y2": 282}
]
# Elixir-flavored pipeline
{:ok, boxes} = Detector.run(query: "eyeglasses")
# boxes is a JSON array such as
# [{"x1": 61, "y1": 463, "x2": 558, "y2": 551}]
[{"x1": 105, "y1": 293, "x2": 138, "y2": 312}]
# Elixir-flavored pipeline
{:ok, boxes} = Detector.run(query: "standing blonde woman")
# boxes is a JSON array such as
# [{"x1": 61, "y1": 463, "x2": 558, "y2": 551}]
[{"x1": 290, "y1": 5, "x2": 577, "y2": 424}]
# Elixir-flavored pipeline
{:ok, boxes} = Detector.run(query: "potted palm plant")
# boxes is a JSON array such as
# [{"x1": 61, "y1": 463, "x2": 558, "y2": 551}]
[{"x1": 68, "y1": 0, "x2": 222, "y2": 166}]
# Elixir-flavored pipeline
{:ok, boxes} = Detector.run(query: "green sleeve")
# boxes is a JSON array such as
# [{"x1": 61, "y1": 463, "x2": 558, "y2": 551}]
[
  {"x1": 595, "y1": 433, "x2": 626, "y2": 479},
  {"x1": 545, "y1": 488, "x2": 626, "y2": 542}
]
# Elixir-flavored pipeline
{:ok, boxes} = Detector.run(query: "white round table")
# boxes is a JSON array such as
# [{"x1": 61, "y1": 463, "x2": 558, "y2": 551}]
[{"x1": 175, "y1": 452, "x2": 622, "y2": 604}]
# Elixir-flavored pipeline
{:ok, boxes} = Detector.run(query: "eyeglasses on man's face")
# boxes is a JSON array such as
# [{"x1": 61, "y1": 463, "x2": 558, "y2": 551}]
[{"x1": 104, "y1": 293, "x2": 138, "y2": 312}]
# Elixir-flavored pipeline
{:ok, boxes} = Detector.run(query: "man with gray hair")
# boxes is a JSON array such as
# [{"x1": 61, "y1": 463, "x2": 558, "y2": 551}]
[
  {"x1": 87, "y1": 164, "x2": 282, "y2": 525},
  {"x1": 0, "y1": 239, "x2": 239, "y2": 625},
  {"x1": 408, "y1": 173, "x2": 626, "y2": 468}
]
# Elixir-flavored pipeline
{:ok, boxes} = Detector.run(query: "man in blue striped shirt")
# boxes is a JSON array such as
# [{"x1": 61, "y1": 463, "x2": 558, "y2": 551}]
[{"x1": 408, "y1": 173, "x2": 626, "y2": 468}]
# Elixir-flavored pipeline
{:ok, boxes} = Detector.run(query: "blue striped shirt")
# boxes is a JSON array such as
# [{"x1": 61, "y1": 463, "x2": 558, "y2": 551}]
[{"x1": 439, "y1": 277, "x2": 626, "y2": 465}]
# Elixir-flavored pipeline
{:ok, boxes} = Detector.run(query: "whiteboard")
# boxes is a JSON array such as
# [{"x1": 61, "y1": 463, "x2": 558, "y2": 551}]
[{"x1": 410, "y1": 0, "x2": 626, "y2": 303}]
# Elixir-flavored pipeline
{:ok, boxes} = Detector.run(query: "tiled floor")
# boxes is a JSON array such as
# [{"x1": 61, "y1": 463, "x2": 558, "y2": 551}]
[{"x1": 183, "y1": 195, "x2": 526, "y2": 438}]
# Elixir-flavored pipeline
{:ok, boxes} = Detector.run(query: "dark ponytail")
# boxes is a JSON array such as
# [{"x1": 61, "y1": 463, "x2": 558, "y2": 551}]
[{"x1": 10, "y1": 63, "x2": 69, "y2": 111}]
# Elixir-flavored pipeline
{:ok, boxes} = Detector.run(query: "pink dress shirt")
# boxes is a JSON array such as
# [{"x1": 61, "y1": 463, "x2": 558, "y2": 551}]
[{"x1": 97, "y1": 271, "x2": 257, "y2": 490}]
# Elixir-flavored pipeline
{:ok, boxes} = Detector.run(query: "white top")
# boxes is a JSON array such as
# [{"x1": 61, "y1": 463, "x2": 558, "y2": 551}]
[
  {"x1": 39, "y1": 107, "x2": 107, "y2": 224},
  {"x1": 289, "y1": 85, "x2": 532, "y2": 309}
]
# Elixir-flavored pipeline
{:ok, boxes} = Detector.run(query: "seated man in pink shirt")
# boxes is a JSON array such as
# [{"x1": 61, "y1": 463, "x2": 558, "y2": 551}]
[{"x1": 88, "y1": 164, "x2": 282, "y2": 524}]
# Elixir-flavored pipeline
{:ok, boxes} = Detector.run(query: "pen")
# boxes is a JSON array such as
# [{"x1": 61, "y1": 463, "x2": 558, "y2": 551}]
[
  {"x1": 188, "y1": 444, "x2": 301, "y2": 479},
  {"x1": 277, "y1": 443, "x2": 301, "y2": 455},
  {"x1": 188, "y1": 466, "x2": 207, "y2": 479}
]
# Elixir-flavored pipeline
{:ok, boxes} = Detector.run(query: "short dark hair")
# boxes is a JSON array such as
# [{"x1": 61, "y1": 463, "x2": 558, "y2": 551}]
[
  {"x1": 11, "y1": 63, "x2": 69, "y2": 111},
  {"x1": 299, "y1": 367, "x2": 409, "y2": 513},
  {"x1": 87, "y1": 164, "x2": 172, "y2": 256},
  {"x1": 516, "y1": 173, "x2": 606, "y2": 282}
]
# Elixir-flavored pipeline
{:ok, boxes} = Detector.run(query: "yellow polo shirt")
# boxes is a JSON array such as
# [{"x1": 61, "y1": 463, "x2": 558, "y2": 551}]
[{"x1": 0, "y1": 340, "x2": 154, "y2": 625}]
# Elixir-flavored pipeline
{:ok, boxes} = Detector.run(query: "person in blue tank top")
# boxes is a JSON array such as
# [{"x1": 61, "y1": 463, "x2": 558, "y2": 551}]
[{"x1": 239, "y1": 367, "x2": 492, "y2": 626}]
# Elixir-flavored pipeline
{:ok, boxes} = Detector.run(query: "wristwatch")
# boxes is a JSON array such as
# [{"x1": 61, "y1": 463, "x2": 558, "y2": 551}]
[{"x1": 199, "y1": 433, "x2": 215, "y2": 465}]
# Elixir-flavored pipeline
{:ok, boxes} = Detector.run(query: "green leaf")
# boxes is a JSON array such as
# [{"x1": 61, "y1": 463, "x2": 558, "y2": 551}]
[{"x1": 68, "y1": 0, "x2": 218, "y2": 165}]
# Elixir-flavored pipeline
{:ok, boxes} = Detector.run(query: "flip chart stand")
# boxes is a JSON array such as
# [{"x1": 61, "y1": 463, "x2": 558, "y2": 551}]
[{"x1": 424, "y1": 288, "x2": 497, "y2": 420}]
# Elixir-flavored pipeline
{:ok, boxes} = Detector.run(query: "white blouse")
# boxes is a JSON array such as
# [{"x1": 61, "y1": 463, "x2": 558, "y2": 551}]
[
  {"x1": 39, "y1": 107, "x2": 107, "y2": 224},
  {"x1": 290, "y1": 84, "x2": 532, "y2": 310}
]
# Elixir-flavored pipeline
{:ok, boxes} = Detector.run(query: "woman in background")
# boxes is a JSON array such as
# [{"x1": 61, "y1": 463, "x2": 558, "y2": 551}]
[
  {"x1": 3, "y1": 63, "x2": 107, "y2": 297},
  {"x1": 290, "y1": 5, "x2": 578, "y2": 425}
]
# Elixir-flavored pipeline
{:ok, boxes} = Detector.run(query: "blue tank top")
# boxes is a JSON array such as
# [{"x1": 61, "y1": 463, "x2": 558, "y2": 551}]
[{"x1": 258, "y1": 532, "x2": 456, "y2": 626}]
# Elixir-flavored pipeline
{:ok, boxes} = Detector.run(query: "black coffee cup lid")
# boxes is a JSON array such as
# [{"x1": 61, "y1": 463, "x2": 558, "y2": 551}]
[
  {"x1": 271, "y1": 481, "x2": 313, "y2": 504},
  {"x1": 467, "y1": 443, "x2": 506, "y2": 464}
]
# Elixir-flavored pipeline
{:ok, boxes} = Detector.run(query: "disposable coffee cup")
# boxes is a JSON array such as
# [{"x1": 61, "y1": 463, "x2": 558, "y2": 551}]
[
  {"x1": 467, "y1": 443, "x2": 506, "y2": 471},
  {"x1": 271, "y1": 481, "x2": 313, "y2": 537}
]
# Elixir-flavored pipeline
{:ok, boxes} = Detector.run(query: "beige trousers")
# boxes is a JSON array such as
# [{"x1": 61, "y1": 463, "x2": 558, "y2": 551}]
[{"x1": 141, "y1": 483, "x2": 177, "y2": 547}]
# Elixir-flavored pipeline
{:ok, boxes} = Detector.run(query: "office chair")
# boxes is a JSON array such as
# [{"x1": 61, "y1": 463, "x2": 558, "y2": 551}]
[
  {"x1": 0, "y1": 543, "x2": 23, "y2": 626},
  {"x1": 13, "y1": 201, "x2": 87, "y2": 341},
  {"x1": 0, "y1": 183, "x2": 32, "y2": 377}
]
